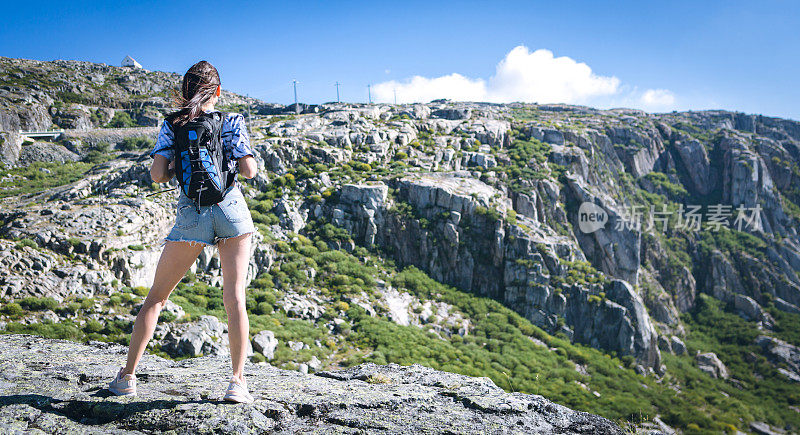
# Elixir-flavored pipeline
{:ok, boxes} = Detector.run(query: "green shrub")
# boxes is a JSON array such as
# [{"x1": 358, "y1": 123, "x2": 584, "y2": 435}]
[
  {"x1": 5, "y1": 321, "x2": 84, "y2": 341},
  {"x1": 474, "y1": 206, "x2": 501, "y2": 222},
  {"x1": 275, "y1": 241, "x2": 291, "y2": 253},
  {"x1": 158, "y1": 311, "x2": 177, "y2": 323},
  {"x1": 0, "y1": 302, "x2": 24, "y2": 317},
  {"x1": 95, "y1": 142, "x2": 111, "y2": 153},
  {"x1": 15, "y1": 238, "x2": 37, "y2": 249},
  {"x1": 120, "y1": 137, "x2": 155, "y2": 151},
  {"x1": 83, "y1": 150, "x2": 111, "y2": 164},
  {"x1": 105, "y1": 111, "x2": 137, "y2": 128},
  {"x1": 57, "y1": 301, "x2": 82, "y2": 316},
  {"x1": 18, "y1": 297, "x2": 59, "y2": 311},
  {"x1": 83, "y1": 320, "x2": 104, "y2": 334},
  {"x1": 79, "y1": 298, "x2": 95, "y2": 310},
  {"x1": 255, "y1": 302, "x2": 273, "y2": 315}
]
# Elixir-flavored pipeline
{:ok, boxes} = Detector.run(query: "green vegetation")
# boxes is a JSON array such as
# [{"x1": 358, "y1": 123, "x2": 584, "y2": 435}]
[
  {"x1": 551, "y1": 260, "x2": 608, "y2": 287},
  {"x1": 120, "y1": 136, "x2": 155, "y2": 151},
  {"x1": 1, "y1": 293, "x2": 135, "y2": 344},
  {"x1": 643, "y1": 172, "x2": 688, "y2": 199},
  {"x1": 474, "y1": 205, "x2": 502, "y2": 222},
  {"x1": 216, "y1": 103, "x2": 248, "y2": 114},
  {"x1": 15, "y1": 238, "x2": 37, "y2": 250},
  {"x1": 698, "y1": 226, "x2": 767, "y2": 261},
  {"x1": 105, "y1": 111, "x2": 137, "y2": 128},
  {"x1": 82, "y1": 141, "x2": 113, "y2": 164},
  {"x1": 675, "y1": 294, "x2": 800, "y2": 431},
  {"x1": 672, "y1": 121, "x2": 716, "y2": 144},
  {"x1": 0, "y1": 161, "x2": 93, "y2": 198},
  {"x1": 502, "y1": 138, "x2": 552, "y2": 193}
]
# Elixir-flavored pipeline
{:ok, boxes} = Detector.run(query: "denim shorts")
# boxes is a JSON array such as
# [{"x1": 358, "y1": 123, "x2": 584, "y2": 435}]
[{"x1": 164, "y1": 184, "x2": 256, "y2": 246}]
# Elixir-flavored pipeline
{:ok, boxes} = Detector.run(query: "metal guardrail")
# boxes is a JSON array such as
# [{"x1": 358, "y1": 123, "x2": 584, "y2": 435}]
[{"x1": 20, "y1": 129, "x2": 65, "y2": 138}]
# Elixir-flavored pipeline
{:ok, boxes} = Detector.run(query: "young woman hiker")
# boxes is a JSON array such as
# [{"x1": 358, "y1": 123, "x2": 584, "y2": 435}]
[{"x1": 108, "y1": 60, "x2": 259, "y2": 403}]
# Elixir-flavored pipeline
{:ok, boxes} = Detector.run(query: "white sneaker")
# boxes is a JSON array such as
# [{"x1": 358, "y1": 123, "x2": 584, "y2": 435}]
[
  {"x1": 223, "y1": 377, "x2": 254, "y2": 403},
  {"x1": 108, "y1": 367, "x2": 137, "y2": 396}
]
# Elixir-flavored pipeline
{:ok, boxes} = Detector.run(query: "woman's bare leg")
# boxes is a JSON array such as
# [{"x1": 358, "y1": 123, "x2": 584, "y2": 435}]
[
  {"x1": 218, "y1": 233, "x2": 252, "y2": 384},
  {"x1": 122, "y1": 241, "x2": 205, "y2": 375}
]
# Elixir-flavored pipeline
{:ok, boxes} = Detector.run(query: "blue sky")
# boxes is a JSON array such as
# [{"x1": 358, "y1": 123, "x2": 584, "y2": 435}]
[{"x1": 2, "y1": 0, "x2": 798, "y2": 119}]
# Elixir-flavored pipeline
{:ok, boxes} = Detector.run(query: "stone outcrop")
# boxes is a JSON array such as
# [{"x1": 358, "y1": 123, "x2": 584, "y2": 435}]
[
  {"x1": 756, "y1": 335, "x2": 800, "y2": 382},
  {"x1": 695, "y1": 352, "x2": 729, "y2": 379},
  {"x1": 0, "y1": 334, "x2": 621, "y2": 434},
  {"x1": 252, "y1": 330, "x2": 279, "y2": 360},
  {"x1": 564, "y1": 176, "x2": 640, "y2": 285}
]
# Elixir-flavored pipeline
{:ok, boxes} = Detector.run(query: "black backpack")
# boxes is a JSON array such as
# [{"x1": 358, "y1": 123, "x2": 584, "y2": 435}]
[{"x1": 171, "y1": 111, "x2": 236, "y2": 208}]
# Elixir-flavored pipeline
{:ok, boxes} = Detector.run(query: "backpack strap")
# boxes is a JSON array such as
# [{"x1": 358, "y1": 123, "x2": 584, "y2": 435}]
[{"x1": 216, "y1": 111, "x2": 239, "y2": 190}]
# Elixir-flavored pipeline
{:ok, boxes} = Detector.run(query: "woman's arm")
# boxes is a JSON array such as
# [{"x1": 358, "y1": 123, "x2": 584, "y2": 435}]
[
  {"x1": 238, "y1": 155, "x2": 257, "y2": 179},
  {"x1": 150, "y1": 154, "x2": 174, "y2": 183}
]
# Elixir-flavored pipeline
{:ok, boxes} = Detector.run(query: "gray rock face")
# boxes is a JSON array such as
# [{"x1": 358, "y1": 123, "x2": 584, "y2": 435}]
[
  {"x1": 0, "y1": 56, "x2": 258, "y2": 133},
  {"x1": 756, "y1": 335, "x2": 800, "y2": 382},
  {"x1": 673, "y1": 135, "x2": 714, "y2": 196},
  {"x1": 750, "y1": 421, "x2": 786, "y2": 435},
  {"x1": 566, "y1": 177, "x2": 640, "y2": 285},
  {"x1": 696, "y1": 352, "x2": 729, "y2": 379},
  {"x1": 431, "y1": 107, "x2": 471, "y2": 120},
  {"x1": 563, "y1": 280, "x2": 661, "y2": 372},
  {"x1": 605, "y1": 125, "x2": 664, "y2": 178},
  {"x1": 17, "y1": 141, "x2": 81, "y2": 165},
  {"x1": 604, "y1": 280, "x2": 662, "y2": 368},
  {"x1": 0, "y1": 334, "x2": 621, "y2": 434},
  {"x1": 670, "y1": 336, "x2": 687, "y2": 356},
  {"x1": 733, "y1": 293, "x2": 772, "y2": 326},
  {"x1": 527, "y1": 126, "x2": 565, "y2": 145},
  {"x1": 162, "y1": 315, "x2": 229, "y2": 358}
]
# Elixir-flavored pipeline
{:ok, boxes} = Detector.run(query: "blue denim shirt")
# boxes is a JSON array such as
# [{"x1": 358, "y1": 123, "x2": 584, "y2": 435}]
[{"x1": 149, "y1": 111, "x2": 254, "y2": 173}]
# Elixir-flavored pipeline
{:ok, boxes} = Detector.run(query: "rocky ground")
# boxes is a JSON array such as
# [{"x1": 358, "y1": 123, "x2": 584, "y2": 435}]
[
  {"x1": 1, "y1": 57, "x2": 800, "y2": 433},
  {"x1": 0, "y1": 334, "x2": 621, "y2": 434}
]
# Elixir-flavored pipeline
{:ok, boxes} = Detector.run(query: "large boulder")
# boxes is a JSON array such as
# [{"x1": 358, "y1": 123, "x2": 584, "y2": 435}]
[
  {"x1": 17, "y1": 141, "x2": 81, "y2": 165},
  {"x1": 252, "y1": 329, "x2": 279, "y2": 360},
  {"x1": 695, "y1": 352, "x2": 729, "y2": 379},
  {"x1": 162, "y1": 315, "x2": 228, "y2": 358},
  {"x1": 605, "y1": 280, "x2": 662, "y2": 369},
  {"x1": 431, "y1": 107, "x2": 471, "y2": 120}
]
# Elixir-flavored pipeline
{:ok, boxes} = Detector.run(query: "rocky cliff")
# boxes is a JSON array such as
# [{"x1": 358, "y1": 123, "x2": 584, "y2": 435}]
[{"x1": 0, "y1": 334, "x2": 621, "y2": 434}]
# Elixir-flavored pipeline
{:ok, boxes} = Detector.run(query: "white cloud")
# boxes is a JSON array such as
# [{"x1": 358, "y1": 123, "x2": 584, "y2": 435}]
[
  {"x1": 373, "y1": 73, "x2": 486, "y2": 103},
  {"x1": 640, "y1": 88, "x2": 676, "y2": 108},
  {"x1": 487, "y1": 46, "x2": 620, "y2": 103},
  {"x1": 372, "y1": 45, "x2": 676, "y2": 111}
]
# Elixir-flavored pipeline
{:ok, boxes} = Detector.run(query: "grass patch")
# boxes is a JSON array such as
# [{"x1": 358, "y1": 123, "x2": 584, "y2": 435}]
[{"x1": 0, "y1": 161, "x2": 93, "y2": 198}]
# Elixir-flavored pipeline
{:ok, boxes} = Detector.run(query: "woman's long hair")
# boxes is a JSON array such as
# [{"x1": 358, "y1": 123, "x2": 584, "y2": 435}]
[{"x1": 168, "y1": 60, "x2": 221, "y2": 126}]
